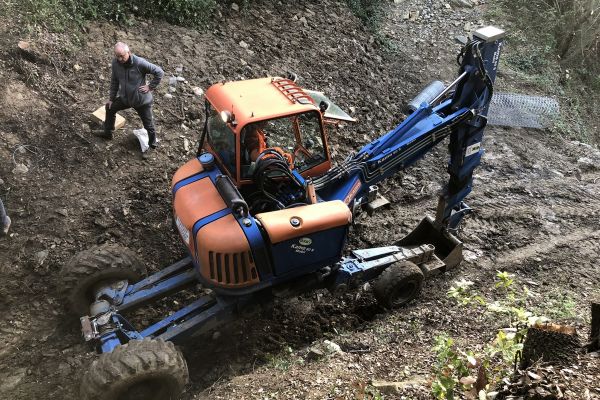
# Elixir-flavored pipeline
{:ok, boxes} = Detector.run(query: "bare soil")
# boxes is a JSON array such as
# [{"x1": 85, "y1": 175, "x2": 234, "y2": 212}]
[{"x1": 0, "y1": 1, "x2": 598, "y2": 399}]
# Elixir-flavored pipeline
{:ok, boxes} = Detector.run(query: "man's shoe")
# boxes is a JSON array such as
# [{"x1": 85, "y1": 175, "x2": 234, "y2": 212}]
[
  {"x1": 92, "y1": 129, "x2": 113, "y2": 140},
  {"x1": 142, "y1": 147, "x2": 154, "y2": 160}
]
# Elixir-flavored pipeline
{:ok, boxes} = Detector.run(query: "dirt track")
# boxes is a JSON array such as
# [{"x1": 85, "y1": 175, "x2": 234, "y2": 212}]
[{"x1": 0, "y1": 1, "x2": 599, "y2": 399}]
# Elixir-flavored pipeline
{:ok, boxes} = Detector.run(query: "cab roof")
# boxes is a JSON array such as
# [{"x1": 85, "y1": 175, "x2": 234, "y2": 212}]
[{"x1": 205, "y1": 77, "x2": 319, "y2": 134}]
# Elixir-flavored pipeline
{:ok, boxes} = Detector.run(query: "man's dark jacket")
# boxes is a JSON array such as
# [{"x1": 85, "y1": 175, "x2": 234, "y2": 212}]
[{"x1": 109, "y1": 54, "x2": 164, "y2": 107}]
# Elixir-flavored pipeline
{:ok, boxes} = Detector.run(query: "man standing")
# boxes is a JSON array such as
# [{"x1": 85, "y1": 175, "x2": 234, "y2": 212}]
[
  {"x1": 98, "y1": 42, "x2": 164, "y2": 151},
  {"x1": 0, "y1": 198, "x2": 10, "y2": 236}
]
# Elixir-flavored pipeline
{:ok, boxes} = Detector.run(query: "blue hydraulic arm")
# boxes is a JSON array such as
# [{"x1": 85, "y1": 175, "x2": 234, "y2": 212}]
[{"x1": 314, "y1": 27, "x2": 505, "y2": 230}]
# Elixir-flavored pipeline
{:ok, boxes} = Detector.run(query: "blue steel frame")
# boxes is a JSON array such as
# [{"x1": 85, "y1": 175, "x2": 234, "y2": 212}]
[
  {"x1": 93, "y1": 244, "x2": 435, "y2": 354},
  {"x1": 316, "y1": 34, "x2": 504, "y2": 231}
]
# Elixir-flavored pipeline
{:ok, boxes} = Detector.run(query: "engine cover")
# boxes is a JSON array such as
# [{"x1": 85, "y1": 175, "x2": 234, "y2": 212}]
[
  {"x1": 255, "y1": 201, "x2": 352, "y2": 277},
  {"x1": 172, "y1": 158, "x2": 352, "y2": 292},
  {"x1": 172, "y1": 158, "x2": 260, "y2": 289}
]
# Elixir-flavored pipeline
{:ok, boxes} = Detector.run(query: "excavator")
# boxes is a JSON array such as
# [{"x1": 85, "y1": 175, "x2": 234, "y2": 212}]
[{"x1": 62, "y1": 26, "x2": 505, "y2": 400}]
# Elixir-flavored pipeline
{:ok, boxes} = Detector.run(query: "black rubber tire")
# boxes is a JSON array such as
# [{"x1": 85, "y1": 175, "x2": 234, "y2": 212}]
[
  {"x1": 372, "y1": 261, "x2": 424, "y2": 308},
  {"x1": 59, "y1": 244, "x2": 146, "y2": 316},
  {"x1": 81, "y1": 338, "x2": 189, "y2": 400}
]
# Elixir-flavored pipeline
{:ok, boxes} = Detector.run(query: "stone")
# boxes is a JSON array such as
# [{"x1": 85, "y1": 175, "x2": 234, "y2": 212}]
[
  {"x1": 56, "y1": 208, "x2": 68, "y2": 217},
  {"x1": 577, "y1": 157, "x2": 599, "y2": 172},
  {"x1": 371, "y1": 380, "x2": 401, "y2": 395},
  {"x1": 0, "y1": 368, "x2": 27, "y2": 392},
  {"x1": 239, "y1": 40, "x2": 249, "y2": 49},
  {"x1": 323, "y1": 340, "x2": 342, "y2": 354},
  {"x1": 34, "y1": 250, "x2": 49, "y2": 265},
  {"x1": 164, "y1": 93, "x2": 173, "y2": 99},
  {"x1": 306, "y1": 347, "x2": 325, "y2": 360},
  {"x1": 192, "y1": 87, "x2": 204, "y2": 96},
  {"x1": 409, "y1": 10, "x2": 420, "y2": 21},
  {"x1": 451, "y1": 0, "x2": 474, "y2": 7},
  {"x1": 18, "y1": 41, "x2": 29, "y2": 51},
  {"x1": 13, "y1": 164, "x2": 29, "y2": 174},
  {"x1": 372, "y1": 376, "x2": 429, "y2": 394},
  {"x1": 231, "y1": 3, "x2": 239, "y2": 11}
]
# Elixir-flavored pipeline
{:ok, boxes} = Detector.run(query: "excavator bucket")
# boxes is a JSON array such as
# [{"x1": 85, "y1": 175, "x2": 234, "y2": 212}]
[{"x1": 396, "y1": 216, "x2": 463, "y2": 273}]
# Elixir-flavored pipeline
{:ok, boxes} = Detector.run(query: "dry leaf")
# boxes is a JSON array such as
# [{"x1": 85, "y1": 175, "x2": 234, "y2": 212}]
[{"x1": 460, "y1": 376, "x2": 477, "y2": 385}]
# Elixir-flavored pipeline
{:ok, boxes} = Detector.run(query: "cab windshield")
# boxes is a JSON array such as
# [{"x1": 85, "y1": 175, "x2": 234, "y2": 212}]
[
  {"x1": 204, "y1": 104, "x2": 327, "y2": 180},
  {"x1": 240, "y1": 111, "x2": 327, "y2": 179}
]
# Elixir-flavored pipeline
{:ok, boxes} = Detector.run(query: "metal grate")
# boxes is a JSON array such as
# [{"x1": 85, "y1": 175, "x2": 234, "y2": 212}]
[
  {"x1": 488, "y1": 93, "x2": 560, "y2": 129},
  {"x1": 271, "y1": 78, "x2": 315, "y2": 105},
  {"x1": 209, "y1": 250, "x2": 257, "y2": 285}
]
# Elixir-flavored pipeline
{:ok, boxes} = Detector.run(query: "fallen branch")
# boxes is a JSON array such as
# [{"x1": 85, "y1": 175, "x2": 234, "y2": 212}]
[{"x1": 166, "y1": 108, "x2": 185, "y2": 121}]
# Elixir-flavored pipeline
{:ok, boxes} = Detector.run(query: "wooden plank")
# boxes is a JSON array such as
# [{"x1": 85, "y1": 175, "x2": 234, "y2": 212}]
[{"x1": 92, "y1": 105, "x2": 126, "y2": 129}]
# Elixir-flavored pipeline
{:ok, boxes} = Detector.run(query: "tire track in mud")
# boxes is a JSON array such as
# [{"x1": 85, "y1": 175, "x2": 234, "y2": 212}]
[{"x1": 480, "y1": 228, "x2": 600, "y2": 269}]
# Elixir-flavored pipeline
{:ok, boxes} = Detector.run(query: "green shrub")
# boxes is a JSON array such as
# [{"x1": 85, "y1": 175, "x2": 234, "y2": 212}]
[
  {"x1": 502, "y1": 0, "x2": 600, "y2": 78},
  {"x1": 6, "y1": 0, "x2": 217, "y2": 31},
  {"x1": 345, "y1": 0, "x2": 386, "y2": 32}
]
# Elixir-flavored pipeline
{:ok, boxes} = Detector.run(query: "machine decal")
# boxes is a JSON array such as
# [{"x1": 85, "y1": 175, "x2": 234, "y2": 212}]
[
  {"x1": 299, "y1": 237, "x2": 312, "y2": 246},
  {"x1": 175, "y1": 216, "x2": 190, "y2": 245},
  {"x1": 291, "y1": 243, "x2": 315, "y2": 254},
  {"x1": 343, "y1": 179, "x2": 362, "y2": 204},
  {"x1": 465, "y1": 142, "x2": 481, "y2": 157}
]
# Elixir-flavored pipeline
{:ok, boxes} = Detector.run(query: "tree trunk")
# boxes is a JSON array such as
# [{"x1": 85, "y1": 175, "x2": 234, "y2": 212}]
[
  {"x1": 588, "y1": 301, "x2": 600, "y2": 352},
  {"x1": 520, "y1": 324, "x2": 580, "y2": 368}
]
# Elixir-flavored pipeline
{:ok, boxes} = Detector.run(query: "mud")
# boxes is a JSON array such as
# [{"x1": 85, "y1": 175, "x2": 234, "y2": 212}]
[{"x1": 0, "y1": 0, "x2": 599, "y2": 399}]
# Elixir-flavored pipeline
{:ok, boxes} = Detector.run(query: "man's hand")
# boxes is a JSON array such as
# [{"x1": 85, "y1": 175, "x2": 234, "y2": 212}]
[
  {"x1": 139, "y1": 85, "x2": 151, "y2": 93},
  {"x1": 106, "y1": 101, "x2": 112, "y2": 109}
]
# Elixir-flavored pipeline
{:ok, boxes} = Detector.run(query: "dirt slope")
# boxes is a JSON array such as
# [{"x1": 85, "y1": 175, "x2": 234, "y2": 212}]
[{"x1": 0, "y1": 1, "x2": 598, "y2": 399}]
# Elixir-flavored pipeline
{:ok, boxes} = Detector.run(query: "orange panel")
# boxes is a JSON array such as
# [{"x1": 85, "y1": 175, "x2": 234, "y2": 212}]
[
  {"x1": 197, "y1": 214, "x2": 259, "y2": 288},
  {"x1": 173, "y1": 178, "x2": 226, "y2": 233},
  {"x1": 256, "y1": 200, "x2": 352, "y2": 244},
  {"x1": 171, "y1": 158, "x2": 204, "y2": 189}
]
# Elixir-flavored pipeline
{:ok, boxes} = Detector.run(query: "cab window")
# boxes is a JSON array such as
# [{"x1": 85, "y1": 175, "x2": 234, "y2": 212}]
[
  {"x1": 240, "y1": 111, "x2": 327, "y2": 179},
  {"x1": 207, "y1": 104, "x2": 237, "y2": 179}
]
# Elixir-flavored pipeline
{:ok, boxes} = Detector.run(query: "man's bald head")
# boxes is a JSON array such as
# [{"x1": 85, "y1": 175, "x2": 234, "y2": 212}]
[{"x1": 114, "y1": 42, "x2": 130, "y2": 64}]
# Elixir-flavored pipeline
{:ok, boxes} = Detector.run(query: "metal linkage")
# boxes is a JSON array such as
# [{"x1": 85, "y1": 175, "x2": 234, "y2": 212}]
[{"x1": 332, "y1": 244, "x2": 435, "y2": 289}]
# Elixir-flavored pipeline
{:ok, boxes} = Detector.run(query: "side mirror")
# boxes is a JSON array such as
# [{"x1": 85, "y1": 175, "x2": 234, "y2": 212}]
[{"x1": 319, "y1": 101, "x2": 329, "y2": 112}]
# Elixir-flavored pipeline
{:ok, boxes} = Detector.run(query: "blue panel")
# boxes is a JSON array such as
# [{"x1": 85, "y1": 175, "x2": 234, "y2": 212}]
[{"x1": 270, "y1": 226, "x2": 347, "y2": 276}]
